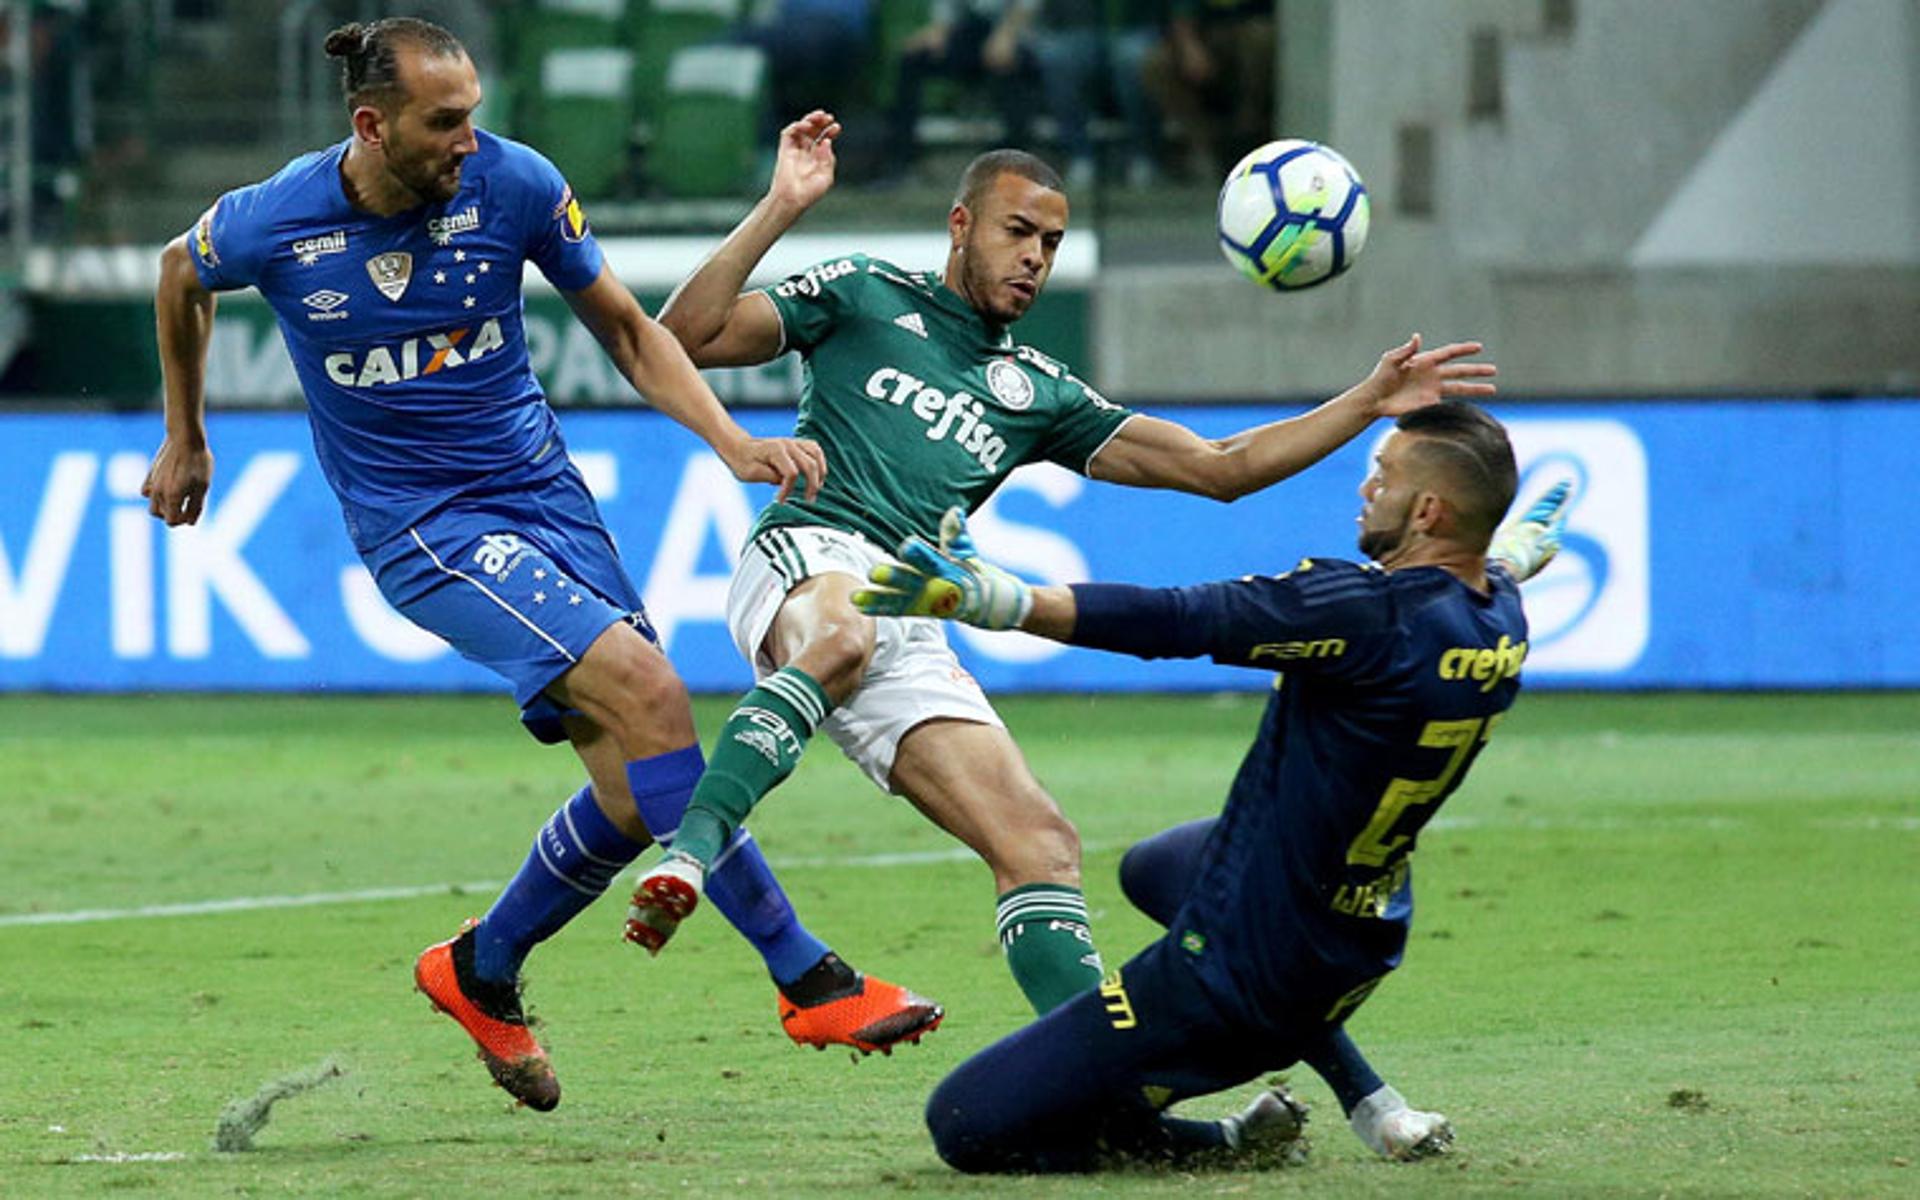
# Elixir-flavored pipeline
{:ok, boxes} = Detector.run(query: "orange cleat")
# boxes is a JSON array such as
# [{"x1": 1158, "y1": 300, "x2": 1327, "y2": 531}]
[
  {"x1": 624, "y1": 852, "x2": 703, "y2": 955},
  {"x1": 779, "y1": 970, "x2": 945, "y2": 1056},
  {"x1": 414, "y1": 923, "x2": 560, "y2": 1111}
]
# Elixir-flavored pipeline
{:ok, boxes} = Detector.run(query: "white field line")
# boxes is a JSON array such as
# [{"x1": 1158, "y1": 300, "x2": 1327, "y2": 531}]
[
  {"x1": 7, "y1": 813, "x2": 1911, "y2": 931},
  {"x1": 0, "y1": 846, "x2": 990, "y2": 930},
  {"x1": 67, "y1": 1152, "x2": 189, "y2": 1164}
]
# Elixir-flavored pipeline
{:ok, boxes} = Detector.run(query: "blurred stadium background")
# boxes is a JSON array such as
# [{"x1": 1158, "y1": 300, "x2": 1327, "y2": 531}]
[
  {"x1": 0, "y1": 0, "x2": 1915, "y2": 694},
  {"x1": 3, "y1": 5, "x2": 1918, "y2": 1189}
]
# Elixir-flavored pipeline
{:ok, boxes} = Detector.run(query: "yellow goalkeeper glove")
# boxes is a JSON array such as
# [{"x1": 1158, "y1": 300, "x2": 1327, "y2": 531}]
[{"x1": 851, "y1": 507, "x2": 1033, "y2": 631}]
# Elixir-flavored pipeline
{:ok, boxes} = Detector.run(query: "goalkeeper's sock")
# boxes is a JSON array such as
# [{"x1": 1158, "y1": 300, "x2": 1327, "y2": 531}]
[
  {"x1": 672, "y1": 668, "x2": 832, "y2": 868},
  {"x1": 472, "y1": 784, "x2": 644, "y2": 984},
  {"x1": 626, "y1": 744, "x2": 830, "y2": 986},
  {"x1": 1301, "y1": 1028, "x2": 1385, "y2": 1116},
  {"x1": 996, "y1": 884, "x2": 1104, "y2": 1014}
]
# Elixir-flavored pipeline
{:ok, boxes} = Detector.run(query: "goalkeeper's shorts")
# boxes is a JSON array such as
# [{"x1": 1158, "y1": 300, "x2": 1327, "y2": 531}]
[{"x1": 727, "y1": 523, "x2": 1003, "y2": 792}]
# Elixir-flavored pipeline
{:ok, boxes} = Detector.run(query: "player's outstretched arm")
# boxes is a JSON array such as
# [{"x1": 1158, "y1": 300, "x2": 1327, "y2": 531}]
[
  {"x1": 852, "y1": 508, "x2": 1077, "y2": 637},
  {"x1": 1088, "y1": 335, "x2": 1497, "y2": 501},
  {"x1": 1489, "y1": 479, "x2": 1571, "y2": 582},
  {"x1": 144, "y1": 235, "x2": 218, "y2": 527},
  {"x1": 658, "y1": 109, "x2": 842, "y2": 367},
  {"x1": 565, "y1": 265, "x2": 826, "y2": 503}
]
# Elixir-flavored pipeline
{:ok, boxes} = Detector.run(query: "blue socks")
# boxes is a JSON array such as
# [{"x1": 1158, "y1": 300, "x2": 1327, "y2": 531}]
[
  {"x1": 469, "y1": 746, "x2": 832, "y2": 988},
  {"x1": 624, "y1": 745, "x2": 832, "y2": 986},
  {"x1": 1301, "y1": 1028, "x2": 1386, "y2": 1116},
  {"x1": 472, "y1": 784, "x2": 644, "y2": 983}
]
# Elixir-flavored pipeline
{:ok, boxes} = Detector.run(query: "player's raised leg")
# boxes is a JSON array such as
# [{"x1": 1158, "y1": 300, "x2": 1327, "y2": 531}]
[
  {"x1": 556, "y1": 622, "x2": 935, "y2": 1052},
  {"x1": 626, "y1": 568, "x2": 944, "y2": 1052}
]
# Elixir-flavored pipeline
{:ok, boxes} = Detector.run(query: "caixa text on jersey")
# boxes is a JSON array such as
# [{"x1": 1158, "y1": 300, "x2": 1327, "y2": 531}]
[{"x1": 322, "y1": 319, "x2": 508, "y2": 389}]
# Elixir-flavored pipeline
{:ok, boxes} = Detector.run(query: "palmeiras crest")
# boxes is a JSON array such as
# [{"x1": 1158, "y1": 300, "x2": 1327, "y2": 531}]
[{"x1": 986, "y1": 358, "x2": 1035, "y2": 411}]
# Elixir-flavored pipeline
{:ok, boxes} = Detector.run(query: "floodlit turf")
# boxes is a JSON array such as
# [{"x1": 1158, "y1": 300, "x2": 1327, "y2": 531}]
[{"x1": 2, "y1": 692, "x2": 1916, "y2": 1196}]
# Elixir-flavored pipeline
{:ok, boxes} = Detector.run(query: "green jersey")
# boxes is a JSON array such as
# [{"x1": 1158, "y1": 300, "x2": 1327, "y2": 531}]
[{"x1": 754, "y1": 254, "x2": 1134, "y2": 551}]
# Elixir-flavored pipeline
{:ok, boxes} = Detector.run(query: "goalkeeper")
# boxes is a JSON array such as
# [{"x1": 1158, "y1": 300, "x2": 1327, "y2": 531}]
[
  {"x1": 854, "y1": 403, "x2": 1562, "y2": 1171},
  {"x1": 633, "y1": 110, "x2": 1493, "y2": 1107}
]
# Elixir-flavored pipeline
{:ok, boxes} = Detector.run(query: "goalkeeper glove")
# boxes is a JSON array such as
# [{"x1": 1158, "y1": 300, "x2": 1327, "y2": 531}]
[
  {"x1": 851, "y1": 507, "x2": 1034, "y2": 631},
  {"x1": 1489, "y1": 479, "x2": 1572, "y2": 582}
]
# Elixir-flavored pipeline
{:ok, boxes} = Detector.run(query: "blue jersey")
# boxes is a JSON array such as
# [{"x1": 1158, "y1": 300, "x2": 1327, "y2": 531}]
[
  {"x1": 188, "y1": 130, "x2": 604, "y2": 551},
  {"x1": 1069, "y1": 559, "x2": 1528, "y2": 1034}
]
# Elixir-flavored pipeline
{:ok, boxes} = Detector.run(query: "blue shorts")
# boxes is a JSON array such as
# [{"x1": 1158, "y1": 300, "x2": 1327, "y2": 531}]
[
  {"x1": 926, "y1": 937, "x2": 1306, "y2": 1172},
  {"x1": 361, "y1": 467, "x2": 658, "y2": 743}
]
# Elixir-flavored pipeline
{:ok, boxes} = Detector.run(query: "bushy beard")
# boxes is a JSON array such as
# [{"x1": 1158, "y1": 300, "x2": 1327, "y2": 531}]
[{"x1": 388, "y1": 144, "x2": 461, "y2": 204}]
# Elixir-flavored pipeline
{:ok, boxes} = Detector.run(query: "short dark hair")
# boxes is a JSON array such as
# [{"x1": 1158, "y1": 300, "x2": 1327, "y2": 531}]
[
  {"x1": 324, "y1": 18, "x2": 466, "y2": 113},
  {"x1": 1395, "y1": 402, "x2": 1519, "y2": 544},
  {"x1": 953, "y1": 149, "x2": 1065, "y2": 211}
]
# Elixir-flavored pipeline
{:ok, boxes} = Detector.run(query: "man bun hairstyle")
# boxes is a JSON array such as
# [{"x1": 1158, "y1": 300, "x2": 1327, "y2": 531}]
[
  {"x1": 1395, "y1": 401, "x2": 1519, "y2": 545},
  {"x1": 324, "y1": 18, "x2": 465, "y2": 113},
  {"x1": 955, "y1": 149, "x2": 1065, "y2": 211}
]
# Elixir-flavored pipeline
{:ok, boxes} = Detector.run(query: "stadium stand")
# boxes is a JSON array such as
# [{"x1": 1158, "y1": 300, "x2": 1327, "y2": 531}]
[{"x1": 650, "y1": 43, "x2": 767, "y2": 198}]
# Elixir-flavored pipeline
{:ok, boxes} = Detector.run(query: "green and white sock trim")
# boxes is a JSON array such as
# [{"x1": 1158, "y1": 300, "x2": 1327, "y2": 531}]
[
  {"x1": 757, "y1": 667, "x2": 830, "y2": 732},
  {"x1": 995, "y1": 883, "x2": 1105, "y2": 1014},
  {"x1": 995, "y1": 884, "x2": 1092, "y2": 944}
]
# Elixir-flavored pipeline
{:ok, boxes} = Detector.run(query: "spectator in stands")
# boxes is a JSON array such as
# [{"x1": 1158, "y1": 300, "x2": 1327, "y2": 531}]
[
  {"x1": 736, "y1": 0, "x2": 873, "y2": 128},
  {"x1": 1029, "y1": 1, "x2": 1163, "y2": 189},
  {"x1": 1142, "y1": 0, "x2": 1275, "y2": 182},
  {"x1": 879, "y1": 1, "x2": 1041, "y2": 184}
]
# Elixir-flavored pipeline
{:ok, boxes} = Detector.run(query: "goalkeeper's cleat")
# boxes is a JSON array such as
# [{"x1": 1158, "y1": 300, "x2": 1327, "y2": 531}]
[
  {"x1": 1489, "y1": 479, "x2": 1572, "y2": 583},
  {"x1": 624, "y1": 851, "x2": 704, "y2": 955},
  {"x1": 778, "y1": 968, "x2": 945, "y2": 1055},
  {"x1": 414, "y1": 922, "x2": 560, "y2": 1111},
  {"x1": 1349, "y1": 1084, "x2": 1454, "y2": 1160},
  {"x1": 1221, "y1": 1085, "x2": 1311, "y2": 1165}
]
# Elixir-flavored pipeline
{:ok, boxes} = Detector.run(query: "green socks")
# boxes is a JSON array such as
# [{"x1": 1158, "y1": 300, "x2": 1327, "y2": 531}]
[
  {"x1": 674, "y1": 667, "x2": 832, "y2": 866},
  {"x1": 996, "y1": 883, "x2": 1104, "y2": 1014}
]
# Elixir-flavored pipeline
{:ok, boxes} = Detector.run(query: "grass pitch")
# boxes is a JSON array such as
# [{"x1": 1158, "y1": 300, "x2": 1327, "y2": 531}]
[{"x1": 2, "y1": 691, "x2": 1917, "y2": 1197}]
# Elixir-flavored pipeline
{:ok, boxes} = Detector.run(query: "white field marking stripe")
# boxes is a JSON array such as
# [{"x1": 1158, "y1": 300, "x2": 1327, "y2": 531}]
[
  {"x1": 9, "y1": 811, "x2": 1909, "y2": 933},
  {"x1": 407, "y1": 528, "x2": 575, "y2": 663},
  {"x1": 0, "y1": 846, "x2": 1001, "y2": 929},
  {"x1": 69, "y1": 1153, "x2": 188, "y2": 1164},
  {"x1": 0, "y1": 881, "x2": 504, "y2": 927}
]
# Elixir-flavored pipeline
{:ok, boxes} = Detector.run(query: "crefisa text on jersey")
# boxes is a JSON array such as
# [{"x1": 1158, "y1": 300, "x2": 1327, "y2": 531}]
[{"x1": 862, "y1": 365, "x2": 1011, "y2": 471}]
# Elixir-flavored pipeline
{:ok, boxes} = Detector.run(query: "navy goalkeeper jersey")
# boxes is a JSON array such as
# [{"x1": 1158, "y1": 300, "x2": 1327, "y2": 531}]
[
  {"x1": 187, "y1": 129, "x2": 604, "y2": 551},
  {"x1": 1072, "y1": 558, "x2": 1528, "y2": 1035}
]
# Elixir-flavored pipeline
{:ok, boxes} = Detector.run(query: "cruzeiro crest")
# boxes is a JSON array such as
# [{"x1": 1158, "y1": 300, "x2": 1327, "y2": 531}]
[
  {"x1": 366, "y1": 251, "x2": 413, "y2": 302},
  {"x1": 985, "y1": 358, "x2": 1034, "y2": 411}
]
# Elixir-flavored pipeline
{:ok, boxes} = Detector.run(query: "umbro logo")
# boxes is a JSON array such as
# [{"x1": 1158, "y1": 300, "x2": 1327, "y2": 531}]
[
  {"x1": 893, "y1": 312, "x2": 928, "y2": 339},
  {"x1": 302, "y1": 289, "x2": 350, "y2": 321}
]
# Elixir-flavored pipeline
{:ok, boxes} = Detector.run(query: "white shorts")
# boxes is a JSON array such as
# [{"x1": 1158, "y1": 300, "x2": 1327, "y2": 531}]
[{"x1": 726, "y1": 524, "x2": 1003, "y2": 790}]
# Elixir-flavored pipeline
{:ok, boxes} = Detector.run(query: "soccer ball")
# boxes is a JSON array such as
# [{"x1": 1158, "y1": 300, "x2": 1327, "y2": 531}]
[{"x1": 1217, "y1": 139, "x2": 1370, "y2": 291}]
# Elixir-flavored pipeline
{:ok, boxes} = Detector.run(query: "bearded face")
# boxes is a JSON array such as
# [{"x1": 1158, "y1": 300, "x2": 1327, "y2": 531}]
[{"x1": 373, "y1": 49, "x2": 480, "y2": 205}]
